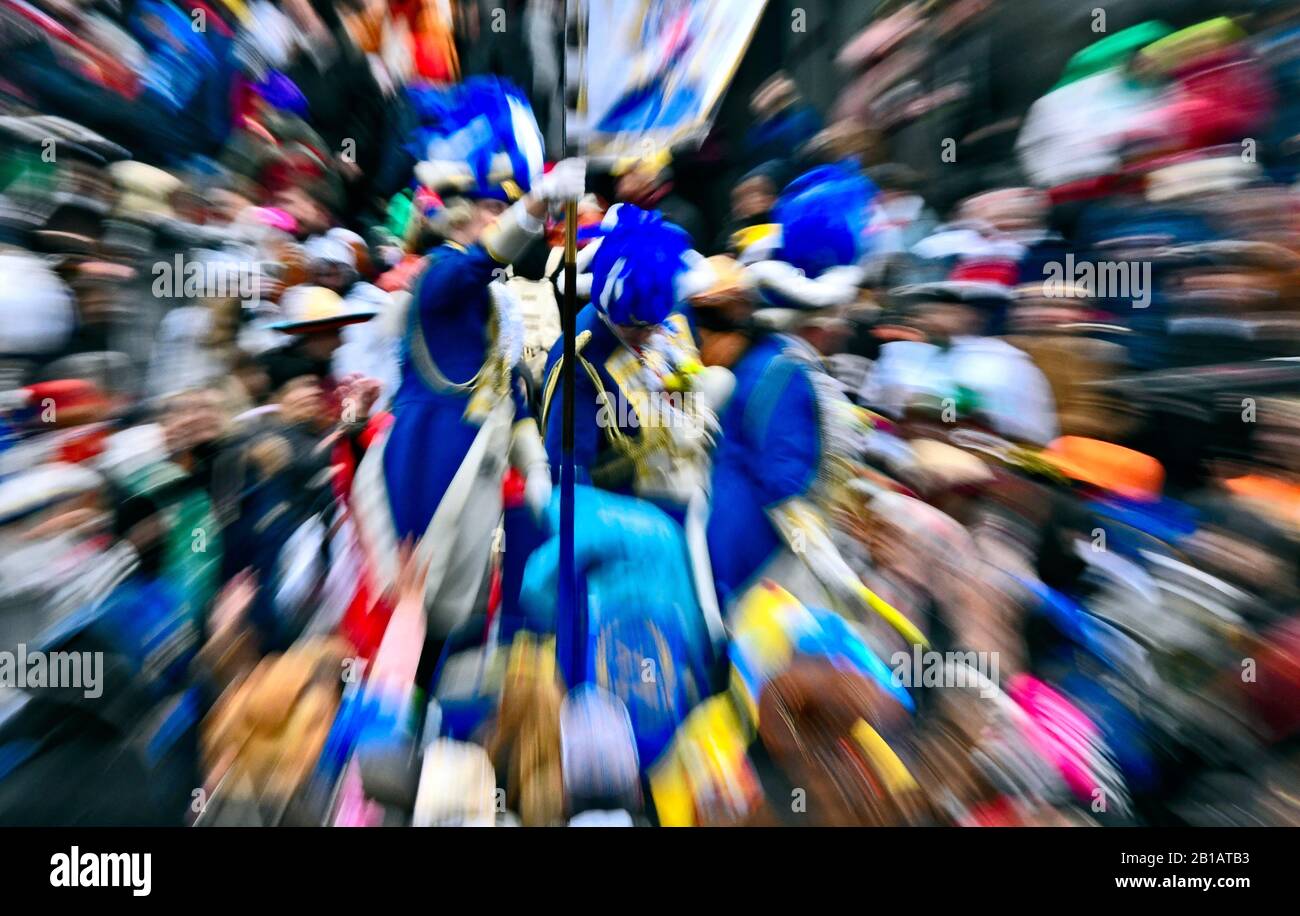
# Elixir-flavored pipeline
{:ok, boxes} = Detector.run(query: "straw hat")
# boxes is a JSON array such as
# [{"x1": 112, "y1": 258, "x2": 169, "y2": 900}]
[
  {"x1": 270, "y1": 284, "x2": 376, "y2": 333},
  {"x1": 109, "y1": 161, "x2": 182, "y2": 222}
]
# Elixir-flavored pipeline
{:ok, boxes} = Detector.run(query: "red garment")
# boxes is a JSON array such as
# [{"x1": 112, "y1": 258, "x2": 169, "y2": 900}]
[
  {"x1": 1047, "y1": 172, "x2": 1130, "y2": 206},
  {"x1": 961, "y1": 796, "x2": 1027, "y2": 827},
  {"x1": 340, "y1": 580, "x2": 393, "y2": 660},
  {"x1": 1160, "y1": 49, "x2": 1273, "y2": 151},
  {"x1": 377, "y1": 255, "x2": 427, "y2": 293},
  {"x1": 57, "y1": 426, "x2": 108, "y2": 464},
  {"x1": 4, "y1": 0, "x2": 140, "y2": 98},
  {"x1": 1243, "y1": 616, "x2": 1300, "y2": 742},
  {"x1": 391, "y1": 0, "x2": 458, "y2": 82},
  {"x1": 950, "y1": 259, "x2": 1018, "y2": 287}
]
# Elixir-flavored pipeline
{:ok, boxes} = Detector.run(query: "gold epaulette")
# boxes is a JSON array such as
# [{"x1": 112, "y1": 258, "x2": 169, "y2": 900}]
[{"x1": 539, "y1": 330, "x2": 593, "y2": 430}]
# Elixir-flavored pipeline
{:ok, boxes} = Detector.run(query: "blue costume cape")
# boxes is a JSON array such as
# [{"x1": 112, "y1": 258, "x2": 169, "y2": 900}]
[
  {"x1": 539, "y1": 304, "x2": 699, "y2": 524},
  {"x1": 706, "y1": 333, "x2": 822, "y2": 609},
  {"x1": 382, "y1": 241, "x2": 528, "y2": 540},
  {"x1": 520, "y1": 485, "x2": 715, "y2": 768},
  {"x1": 540, "y1": 305, "x2": 632, "y2": 494}
]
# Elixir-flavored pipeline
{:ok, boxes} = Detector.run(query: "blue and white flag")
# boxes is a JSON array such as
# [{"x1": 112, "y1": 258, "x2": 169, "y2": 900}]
[{"x1": 568, "y1": 0, "x2": 770, "y2": 158}]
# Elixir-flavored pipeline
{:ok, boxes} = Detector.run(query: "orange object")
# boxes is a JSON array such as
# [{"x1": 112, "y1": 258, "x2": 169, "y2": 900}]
[
  {"x1": 408, "y1": 0, "x2": 460, "y2": 82},
  {"x1": 1042, "y1": 436, "x2": 1164, "y2": 501},
  {"x1": 1223, "y1": 474, "x2": 1300, "y2": 531},
  {"x1": 872, "y1": 325, "x2": 926, "y2": 343}
]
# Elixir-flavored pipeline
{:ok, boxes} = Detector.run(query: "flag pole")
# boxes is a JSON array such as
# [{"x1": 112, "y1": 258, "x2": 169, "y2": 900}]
[{"x1": 557, "y1": 0, "x2": 584, "y2": 687}]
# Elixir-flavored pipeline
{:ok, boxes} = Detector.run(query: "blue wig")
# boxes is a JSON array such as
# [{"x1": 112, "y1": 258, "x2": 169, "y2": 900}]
[
  {"x1": 589, "y1": 205, "x2": 693, "y2": 327},
  {"x1": 773, "y1": 163, "x2": 877, "y2": 277},
  {"x1": 406, "y1": 76, "x2": 545, "y2": 200}
]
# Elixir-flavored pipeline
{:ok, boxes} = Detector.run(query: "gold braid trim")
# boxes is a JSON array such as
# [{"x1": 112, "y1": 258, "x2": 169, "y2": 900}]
[
  {"x1": 410, "y1": 293, "x2": 511, "y2": 422},
  {"x1": 540, "y1": 331, "x2": 687, "y2": 471},
  {"x1": 411, "y1": 308, "x2": 484, "y2": 392},
  {"x1": 540, "y1": 330, "x2": 594, "y2": 431}
]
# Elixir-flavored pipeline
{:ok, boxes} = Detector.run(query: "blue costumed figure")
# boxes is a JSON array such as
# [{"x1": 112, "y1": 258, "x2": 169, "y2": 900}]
[
  {"x1": 538, "y1": 204, "x2": 726, "y2": 523},
  {"x1": 353, "y1": 77, "x2": 586, "y2": 642},
  {"x1": 699, "y1": 165, "x2": 905, "y2": 629}
]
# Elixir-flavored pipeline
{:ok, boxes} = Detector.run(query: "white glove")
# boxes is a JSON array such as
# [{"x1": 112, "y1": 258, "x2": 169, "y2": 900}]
[
  {"x1": 555, "y1": 270, "x2": 593, "y2": 300},
  {"x1": 509, "y1": 419, "x2": 552, "y2": 524},
  {"x1": 691, "y1": 366, "x2": 736, "y2": 415},
  {"x1": 524, "y1": 465, "x2": 552, "y2": 523},
  {"x1": 742, "y1": 258, "x2": 798, "y2": 289},
  {"x1": 744, "y1": 260, "x2": 862, "y2": 308},
  {"x1": 533, "y1": 157, "x2": 586, "y2": 205}
]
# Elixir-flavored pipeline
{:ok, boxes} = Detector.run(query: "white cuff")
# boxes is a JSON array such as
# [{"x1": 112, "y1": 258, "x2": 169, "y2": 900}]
[
  {"x1": 483, "y1": 201, "x2": 544, "y2": 265},
  {"x1": 509, "y1": 419, "x2": 548, "y2": 472}
]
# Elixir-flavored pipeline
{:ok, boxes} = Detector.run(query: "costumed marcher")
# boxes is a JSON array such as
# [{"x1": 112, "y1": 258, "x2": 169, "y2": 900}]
[
  {"x1": 538, "y1": 204, "x2": 724, "y2": 521},
  {"x1": 700, "y1": 164, "x2": 920, "y2": 647},
  {"x1": 352, "y1": 77, "x2": 585, "y2": 653}
]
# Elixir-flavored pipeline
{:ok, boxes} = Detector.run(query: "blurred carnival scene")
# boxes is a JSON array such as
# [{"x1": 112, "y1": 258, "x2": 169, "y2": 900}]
[{"x1": 1, "y1": 0, "x2": 1300, "y2": 829}]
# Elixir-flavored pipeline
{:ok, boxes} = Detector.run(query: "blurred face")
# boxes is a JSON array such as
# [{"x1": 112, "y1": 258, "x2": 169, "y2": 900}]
[
  {"x1": 162, "y1": 389, "x2": 225, "y2": 455},
  {"x1": 235, "y1": 361, "x2": 271, "y2": 401},
  {"x1": 210, "y1": 188, "x2": 252, "y2": 224},
  {"x1": 278, "y1": 375, "x2": 327, "y2": 427},
  {"x1": 469, "y1": 199, "x2": 508, "y2": 240},
  {"x1": 299, "y1": 329, "x2": 342, "y2": 362},
  {"x1": 616, "y1": 168, "x2": 660, "y2": 204},
  {"x1": 312, "y1": 260, "x2": 351, "y2": 293},
  {"x1": 613, "y1": 322, "x2": 656, "y2": 351},
  {"x1": 16, "y1": 491, "x2": 104, "y2": 542},
  {"x1": 731, "y1": 177, "x2": 776, "y2": 221},
  {"x1": 750, "y1": 75, "x2": 795, "y2": 117},
  {"x1": 1009, "y1": 297, "x2": 1086, "y2": 331},
  {"x1": 960, "y1": 187, "x2": 1045, "y2": 234},
  {"x1": 918, "y1": 302, "x2": 981, "y2": 340},
  {"x1": 73, "y1": 281, "x2": 123, "y2": 325},
  {"x1": 1187, "y1": 527, "x2": 1289, "y2": 598},
  {"x1": 274, "y1": 188, "x2": 329, "y2": 238},
  {"x1": 799, "y1": 317, "x2": 853, "y2": 356},
  {"x1": 697, "y1": 329, "x2": 749, "y2": 367},
  {"x1": 1172, "y1": 268, "x2": 1276, "y2": 311}
]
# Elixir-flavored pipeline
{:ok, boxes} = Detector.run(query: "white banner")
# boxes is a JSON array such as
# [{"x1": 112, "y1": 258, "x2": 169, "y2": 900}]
[{"x1": 568, "y1": 0, "x2": 770, "y2": 158}]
